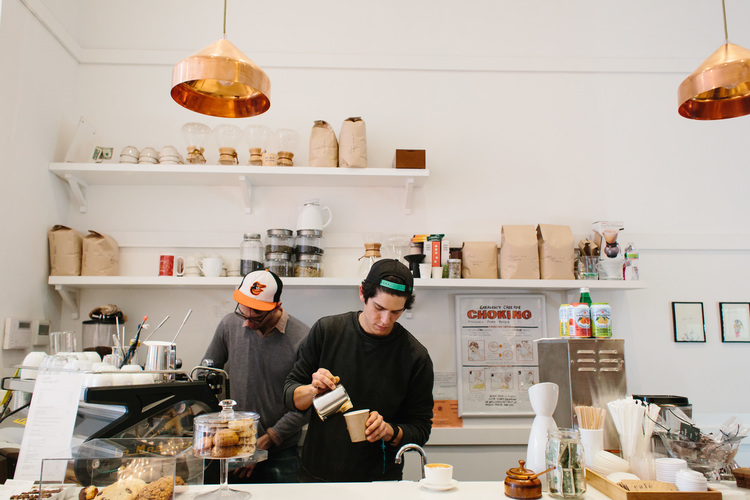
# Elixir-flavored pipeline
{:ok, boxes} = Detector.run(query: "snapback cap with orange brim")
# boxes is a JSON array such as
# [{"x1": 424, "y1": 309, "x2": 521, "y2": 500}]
[{"x1": 233, "y1": 270, "x2": 283, "y2": 311}]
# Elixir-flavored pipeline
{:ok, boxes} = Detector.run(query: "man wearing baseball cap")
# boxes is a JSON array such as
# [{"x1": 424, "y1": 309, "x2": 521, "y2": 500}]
[
  {"x1": 203, "y1": 269, "x2": 310, "y2": 483},
  {"x1": 283, "y1": 259, "x2": 434, "y2": 482}
]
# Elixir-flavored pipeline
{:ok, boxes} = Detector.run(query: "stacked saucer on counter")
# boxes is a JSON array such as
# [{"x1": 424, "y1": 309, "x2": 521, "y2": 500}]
[
  {"x1": 118, "y1": 145, "x2": 185, "y2": 165},
  {"x1": 655, "y1": 457, "x2": 688, "y2": 483},
  {"x1": 674, "y1": 468, "x2": 708, "y2": 491}
]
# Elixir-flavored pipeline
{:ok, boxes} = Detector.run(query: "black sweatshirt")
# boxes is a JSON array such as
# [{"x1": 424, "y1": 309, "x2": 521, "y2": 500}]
[{"x1": 284, "y1": 311, "x2": 434, "y2": 482}]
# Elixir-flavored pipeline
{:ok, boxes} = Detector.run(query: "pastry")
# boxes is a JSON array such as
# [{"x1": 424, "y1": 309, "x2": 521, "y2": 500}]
[
  {"x1": 195, "y1": 435, "x2": 213, "y2": 453},
  {"x1": 211, "y1": 445, "x2": 238, "y2": 458},
  {"x1": 93, "y1": 478, "x2": 147, "y2": 500},
  {"x1": 228, "y1": 419, "x2": 255, "y2": 432},
  {"x1": 134, "y1": 476, "x2": 185, "y2": 500},
  {"x1": 79, "y1": 486, "x2": 98, "y2": 500},
  {"x1": 214, "y1": 429, "x2": 239, "y2": 447}
]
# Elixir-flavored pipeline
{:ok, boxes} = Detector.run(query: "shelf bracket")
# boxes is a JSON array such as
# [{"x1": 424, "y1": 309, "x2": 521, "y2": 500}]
[
  {"x1": 55, "y1": 285, "x2": 80, "y2": 320},
  {"x1": 238, "y1": 175, "x2": 253, "y2": 214},
  {"x1": 64, "y1": 173, "x2": 88, "y2": 213},
  {"x1": 403, "y1": 177, "x2": 415, "y2": 215}
]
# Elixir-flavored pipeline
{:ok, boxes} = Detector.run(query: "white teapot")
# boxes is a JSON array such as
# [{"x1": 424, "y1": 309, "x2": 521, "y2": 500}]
[{"x1": 297, "y1": 199, "x2": 332, "y2": 231}]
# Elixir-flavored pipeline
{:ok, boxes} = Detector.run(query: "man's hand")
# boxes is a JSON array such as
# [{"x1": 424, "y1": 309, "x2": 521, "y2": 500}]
[
  {"x1": 364, "y1": 411, "x2": 391, "y2": 443},
  {"x1": 232, "y1": 463, "x2": 256, "y2": 479},
  {"x1": 293, "y1": 367, "x2": 339, "y2": 410}
]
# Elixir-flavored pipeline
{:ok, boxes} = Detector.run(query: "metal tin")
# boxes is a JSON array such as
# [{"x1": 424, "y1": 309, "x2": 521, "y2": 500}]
[
  {"x1": 558, "y1": 304, "x2": 572, "y2": 337},
  {"x1": 590, "y1": 303, "x2": 612, "y2": 338},
  {"x1": 568, "y1": 303, "x2": 591, "y2": 337}
]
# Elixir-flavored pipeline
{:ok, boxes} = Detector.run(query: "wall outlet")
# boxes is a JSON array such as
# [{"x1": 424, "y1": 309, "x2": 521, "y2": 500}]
[{"x1": 4, "y1": 318, "x2": 32, "y2": 350}]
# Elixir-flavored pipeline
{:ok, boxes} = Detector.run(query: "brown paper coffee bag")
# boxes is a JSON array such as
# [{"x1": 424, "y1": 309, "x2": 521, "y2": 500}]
[
  {"x1": 48, "y1": 225, "x2": 83, "y2": 276},
  {"x1": 500, "y1": 225, "x2": 539, "y2": 279},
  {"x1": 537, "y1": 224, "x2": 575, "y2": 279},
  {"x1": 339, "y1": 117, "x2": 368, "y2": 168},
  {"x1": 309, "y1": 120, "x2": 338, "y2": 167},
  {"x1": 461, "y1": 241, "x2": 498, "y2": 279},
  {"x1": 81, "y1": 230, "x2": 119, "y2": 276}
]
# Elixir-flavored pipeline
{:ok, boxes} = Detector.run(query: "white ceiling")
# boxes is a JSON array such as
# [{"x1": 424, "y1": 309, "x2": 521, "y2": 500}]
[{"x1": 23, "y1": 0, "x2": 750, "y2": 72}]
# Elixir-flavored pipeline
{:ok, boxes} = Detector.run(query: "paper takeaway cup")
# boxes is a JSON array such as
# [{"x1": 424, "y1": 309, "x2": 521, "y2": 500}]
[{"x1": 344, "y1": 409, "x2": 370, "y2": 442}]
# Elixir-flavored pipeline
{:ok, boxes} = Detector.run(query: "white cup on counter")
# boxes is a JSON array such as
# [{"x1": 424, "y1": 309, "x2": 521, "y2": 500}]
[{"x1": 198, "y1": 256, "x2": 223, "y2": 277}]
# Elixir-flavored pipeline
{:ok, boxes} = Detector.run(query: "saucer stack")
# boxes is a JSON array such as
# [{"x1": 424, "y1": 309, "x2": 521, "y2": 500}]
[
  {"x1": 120, "y1": 145, "x2": 139, "y2": 164},
  {"x1": 138, "y1": 147, "x2": 159, "y2": 164},
  {"x1": 655, "y1": 457, "x2": 687, "y2": 484},
  {"x1": 674, "y1": 469, "x2": 708, "y2": 491},
  {"x1": 159, "y1": 145, "x2": 185, "y2": 165}
]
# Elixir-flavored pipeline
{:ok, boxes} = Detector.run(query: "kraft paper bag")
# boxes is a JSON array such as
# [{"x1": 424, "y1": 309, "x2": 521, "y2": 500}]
[
  {"x1": 309, "y1": 120, "x2": 338, "y2": 168},
  {"x1": 537, "y1": 224, "x2": 575, "y2": 279},
  {"x1": 461, "y1": 241, "x2": 498, "y2": 279},
  {"x1": 338, "y1": 117, "x2": 368, "y2": 168},
  {"x1": 81, "y1": 230, "x2": 119, "y2": 276},
  {"x1": 500, "y1": 225, "x2": 539, "y2": 279},
  {"x1": 48, "y1": 225, "x2": 83, "y2": 276}
]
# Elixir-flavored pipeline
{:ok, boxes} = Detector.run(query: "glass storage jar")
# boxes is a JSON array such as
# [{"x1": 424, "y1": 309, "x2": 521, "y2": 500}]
[
  {"x1": 265, "y1": 252, "x2": 293, "y2": 277},
  {"x1": 295, "y1": 229, "x2": 324, "y2": 256},
  {"x1": 295, "y1": 253, "x2": 323, "y2": 277},
  {"x1": 240, "y1": 233, "x2": 264, "y2": 276},
  {"x1": 266, "y1": 229, "x2": 295, "y2": 255},
  {"x1": 546, "y1": 428, "x2": 586, "y2": 499}
]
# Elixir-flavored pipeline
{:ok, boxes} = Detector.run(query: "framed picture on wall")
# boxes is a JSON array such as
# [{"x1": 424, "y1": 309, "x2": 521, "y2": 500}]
[
  {"x1": 671, "y1": 302, "x2": 706, "y2": 342},
  {"x1": 719, "y1": 302, "x2": 750, "y2": 343}
]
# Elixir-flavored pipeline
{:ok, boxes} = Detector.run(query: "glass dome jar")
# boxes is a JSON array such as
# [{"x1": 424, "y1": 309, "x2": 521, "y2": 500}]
[
  {"x1": 265, "y1": 252, "x2": 293, "y2": 277},
  {"x1": 265, "y1": 229, "x2": 295, "y2": 255},
  {"x1": 193, "y1": 399, "x2": 259, "y2": 459},
  {"x1": 295, "y1": 253, "x2": 322, "y2": 277}
]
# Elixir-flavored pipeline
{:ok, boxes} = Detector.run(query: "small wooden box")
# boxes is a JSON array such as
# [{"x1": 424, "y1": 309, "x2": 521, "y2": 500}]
[
  {"x1": 734, "y1": 467, "x2": 750, "y2": 488},
  {"x1": 586, "y1": 469, "x2": 721, "y2": 500},
  {"x1": 393, "y1": 149, "x2": 426, "y2": 169}
]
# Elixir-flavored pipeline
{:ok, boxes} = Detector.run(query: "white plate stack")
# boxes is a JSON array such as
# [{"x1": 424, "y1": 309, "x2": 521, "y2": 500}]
[
  {"x1": 655, "y1": 457, "x2": 687, "y2": 484},
  {"x1": 674, "y1": 468, "x2": 708, "y2": 491}
]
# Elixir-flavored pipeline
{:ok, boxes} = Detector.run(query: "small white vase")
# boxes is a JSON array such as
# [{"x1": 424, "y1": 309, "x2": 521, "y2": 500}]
[{"x1": 525, "y1": 382, "x2": 559, "y2": 475}]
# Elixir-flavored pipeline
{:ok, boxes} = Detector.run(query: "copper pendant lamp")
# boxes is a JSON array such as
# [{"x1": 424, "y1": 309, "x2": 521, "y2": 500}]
[
  {"x1": 678, "y1": 0, "x2": 750, "y2": 120},
  {"x1": 171, "y1": 0, "x2": 271, "y2": 118}
]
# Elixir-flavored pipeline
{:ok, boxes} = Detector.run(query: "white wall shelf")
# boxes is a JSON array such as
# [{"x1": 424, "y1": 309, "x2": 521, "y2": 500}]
[
  {"x1": 49, "y1": 275, "x2": 647, "y2": 317},
  {"x1": 49, "y1": 163, "x2": 429, "y2": 214}
]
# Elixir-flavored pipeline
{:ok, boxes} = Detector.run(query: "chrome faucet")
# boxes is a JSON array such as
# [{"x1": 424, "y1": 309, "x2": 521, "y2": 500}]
[{"x1": 395, "y1": 443, "x2": 427, "y2": 479}]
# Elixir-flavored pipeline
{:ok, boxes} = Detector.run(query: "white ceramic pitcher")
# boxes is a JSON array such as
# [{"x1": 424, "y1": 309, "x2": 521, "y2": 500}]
[{"x1": 297, "y1": 199, "x2": 332, "y2": 230}]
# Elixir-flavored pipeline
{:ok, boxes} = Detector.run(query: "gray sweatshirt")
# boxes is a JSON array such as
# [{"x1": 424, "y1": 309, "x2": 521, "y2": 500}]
[{"x1": 203, "y1": 310, "x2": 310, "y2": 451}]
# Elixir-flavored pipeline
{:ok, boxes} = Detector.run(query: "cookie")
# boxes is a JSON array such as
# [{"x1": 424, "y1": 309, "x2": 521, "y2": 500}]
[
  {"x1": 211, "y1": 445, "x2": 238, "y2": 458},
  {"x1": 93, "y1": 478, "x2": 147, "y2": 500},
  {"x1": 194, "y1": 435, "x2": 213, "y2": 453},
  {"x1": 236, "y1": 429, "x2": 256, "y2": 438},
  {"x1": 214, "y1": 429, "x2": 239, "y2": 447},
  {"x1": 238, "y1": 443, "x2": 256, "y2": 455},
  {"x1": 80, "y1": 486, "x2": 98, "y2": 500},
  {"x1": 228, "y1": 419, "x2": 255, "y2": 432},
  {"x1": 134, "y1": 476, "x2": 185, "y2": 500}
]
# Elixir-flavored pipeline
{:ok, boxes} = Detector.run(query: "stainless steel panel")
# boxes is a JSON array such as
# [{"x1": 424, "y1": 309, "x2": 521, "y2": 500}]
[{"x1": 537, "y1": 337, "x2": 627, "y2": 451}]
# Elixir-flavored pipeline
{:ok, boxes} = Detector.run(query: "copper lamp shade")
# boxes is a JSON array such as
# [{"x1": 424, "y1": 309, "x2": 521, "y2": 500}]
[
  {"x1": 678, "y1": 42, "x2": 750, "y2": 120},
  {"x1": 171, "y1": 38, "x2": 271, "y2": 118}
]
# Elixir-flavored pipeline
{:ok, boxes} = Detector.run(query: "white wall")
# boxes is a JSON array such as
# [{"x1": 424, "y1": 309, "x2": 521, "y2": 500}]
[
  {"x1": 2, "y1": 0, "x2": 750, "y2": 480},
  {"x1": 0, "y1": 0, "x2": 78, "y2": 378}
]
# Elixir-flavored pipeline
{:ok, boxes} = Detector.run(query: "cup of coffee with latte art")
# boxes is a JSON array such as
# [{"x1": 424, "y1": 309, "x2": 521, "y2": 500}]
[{"x1": 424, "y1": 463, "x2": 453, "y2": 485}]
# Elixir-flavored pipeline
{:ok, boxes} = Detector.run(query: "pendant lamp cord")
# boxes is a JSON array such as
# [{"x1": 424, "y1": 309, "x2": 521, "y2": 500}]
[
  {"x1": 222, "y1": 0, "x2": 228, "y2": 39},
  {"x1": 722, "y1": 0, "x2": 729, "y2": 43}
]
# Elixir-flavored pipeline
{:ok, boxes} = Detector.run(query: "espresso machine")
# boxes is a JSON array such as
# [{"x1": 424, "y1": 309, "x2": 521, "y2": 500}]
[{"x1": 536, "y1": 337, "x2": 628, "y2": 451}]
